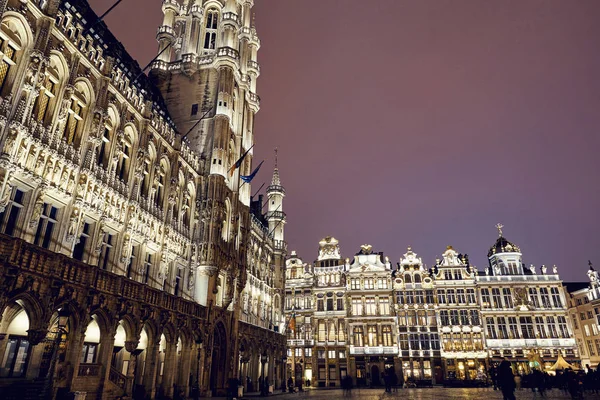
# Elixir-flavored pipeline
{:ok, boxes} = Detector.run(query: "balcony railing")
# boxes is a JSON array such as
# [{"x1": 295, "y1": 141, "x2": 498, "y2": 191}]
[
  {"x1": 217, "y1": 47, "x2": 239, "y2": 61},
  {"x1": 0, "y1": 235, "x2": 207, "y2": 320},
  {"x1": 109, "y1": 367, "x2": 127, "y2": 389}
]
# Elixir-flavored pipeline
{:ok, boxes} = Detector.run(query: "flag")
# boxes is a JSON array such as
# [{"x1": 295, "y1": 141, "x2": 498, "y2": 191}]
[
  {"x1": 288, "y1": 312, "x2": 296, "y2": 333},
  {"x1": 241, "y1": 160, "x2": 264, "y2": 184},
  {"x1": 228, "y1": 145, "x2": 254, "y2": 176}
]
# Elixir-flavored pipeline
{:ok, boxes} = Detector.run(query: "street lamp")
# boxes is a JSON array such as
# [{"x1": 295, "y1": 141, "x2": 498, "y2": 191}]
[{"x1": 42, "y1": 309, "x2": 69, "y2": 399}]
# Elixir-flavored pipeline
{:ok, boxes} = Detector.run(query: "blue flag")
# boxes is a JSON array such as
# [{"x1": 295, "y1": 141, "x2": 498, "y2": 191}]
[{"x1": 241, "y1": 160, "x2": 264, "y2": 183}]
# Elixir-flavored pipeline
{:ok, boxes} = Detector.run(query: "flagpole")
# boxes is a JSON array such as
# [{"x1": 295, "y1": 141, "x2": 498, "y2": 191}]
[{"x1": 251, "y1": 182, "x2": 265, "y2": 199}]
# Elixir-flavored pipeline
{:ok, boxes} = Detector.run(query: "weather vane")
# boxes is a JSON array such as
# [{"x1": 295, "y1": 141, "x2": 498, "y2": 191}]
[
  {"x1": 274, "y1": 147, "x2": 278, "y2": 168},
  {"x1": 495, "y1": 223, "x2": 504, "y2": 237}
]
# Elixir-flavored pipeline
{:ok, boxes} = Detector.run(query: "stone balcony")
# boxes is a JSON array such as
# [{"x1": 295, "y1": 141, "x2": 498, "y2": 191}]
[{"x1": 0, "y1": 234, "x2": 206, "y2": 320}]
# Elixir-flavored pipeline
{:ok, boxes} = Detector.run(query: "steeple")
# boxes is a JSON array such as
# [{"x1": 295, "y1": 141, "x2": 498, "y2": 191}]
[
  {"x1": 271, "y1": 147, "x2": 281, "y2": 186},
  {"x1": 267, "y1": 149, "x2": 286, "y2": 251}
]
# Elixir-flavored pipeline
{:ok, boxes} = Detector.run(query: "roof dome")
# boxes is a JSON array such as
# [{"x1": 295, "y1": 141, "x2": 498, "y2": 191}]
[{"x1": 488, "y1": 236, "x2": 521, "y2": 258}]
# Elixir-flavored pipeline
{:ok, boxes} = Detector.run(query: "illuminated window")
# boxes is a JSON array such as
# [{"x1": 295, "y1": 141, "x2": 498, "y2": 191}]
[
  {"x1": 0, "y1": 188, "x2": 25, "y2": 237},
  {"x1": 203, "y1": 9, "x2": 219, "y2": 51},
  {"x1": 365, "y1": 298, "x2": 376, "y2": 315},
  {"x1": 0, "y1": 38, "x2": 17, "y2": 94},
  {"x1": 502, "y1": 288, "x2": 513, "y2": 308},
  {"x1": 353, "y1": 327, "x2": 364, "y2": 347},
  {"x1": 379, "y1": 298, "x2": 390, "y2": 316},
  {"x1": 367, "y1": 325, "x2": 377, "y2": 346},
  {"x1": 33, "y1": 203, "x2": 58, "y2": 249}
]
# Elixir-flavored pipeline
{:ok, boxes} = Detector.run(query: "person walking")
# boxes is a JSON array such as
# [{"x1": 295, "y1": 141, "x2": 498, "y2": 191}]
[{"x1": 497, "y1": 358, "x2": 516, "y2": 400}]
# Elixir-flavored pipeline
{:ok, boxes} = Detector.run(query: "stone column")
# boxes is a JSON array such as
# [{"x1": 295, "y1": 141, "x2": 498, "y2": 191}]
[
  {"x1": 25, "y1": 328, "x2": 49, "y2": 379},
  {"x1": 177, "y1": 343, "x2": 193, "y2": 397},
  {"x1": 162, "y1": 340, "x2": 177, "y2": 398},
  {"x1": 142, "y1": 342, "x2": 160, "y2": 398},
  {"x1": 97, "y1": 326, "x2": 118, "y2": 396},
  {"x1": 124, "y1": 340, "x2": 140, "y2": 396}
]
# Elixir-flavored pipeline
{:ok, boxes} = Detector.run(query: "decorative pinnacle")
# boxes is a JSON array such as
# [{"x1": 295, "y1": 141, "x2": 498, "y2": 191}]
[
  {"x1": 271, "y1": 147, "x2": 281, "y2": 186},
  {"x1": 496, "y1": 223, "x2": 504, "y2": 237}
]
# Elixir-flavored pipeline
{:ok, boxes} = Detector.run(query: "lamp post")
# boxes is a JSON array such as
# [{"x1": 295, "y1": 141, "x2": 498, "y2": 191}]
[{"x1": 42, "y1": 310, "x2": 69, "y2": 399}]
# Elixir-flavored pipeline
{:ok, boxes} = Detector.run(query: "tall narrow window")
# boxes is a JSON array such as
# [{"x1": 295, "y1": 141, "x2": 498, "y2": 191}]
[
  {"x1": 351, "y1": 299, "x2": 362, "y2": 316},
  {"x1": 557, "y1": 316, "x2": 569, "y2": 338},
  {"x1": 447, "y1": 289, "x2": 456, "y2": 304},
  {"x1": 486, "y1": 318, "x2": 498, "y2": 339},
  {"x1": 382, "y1": 326, "x2": 393, "y2": 346},
  {"x1": 353, "y1": 327, "x2": 364, "y2": 347},
  {"x1": 467, "y1": 289, "x2": 476, "y2": 304},
  {"x1": 116, "y1": 138, "x2": 132, "y2": 181},
  {"x1": 0, "y1": 39, "x2": 17, "y2": 94},
  {"x1": 33, "y1": 74, "x2": 56, "y2": 123},
  {"x1": 33, "y1": 203, "x2": 58, "y2": 249},
  {"x1": 497, "y1": 317, "x2": 509, "y2": 339},
  {"x1": 73, "y1": 222, "x2": 91, "y2": 261},
  {"x1": 379, "y1": 298, "x2": 390, "y2": 316},
  {"x1": 528, "y1": 288, "x2": 540, "y2": 308},
  {"x1": 535, "y1": 316, "x2": 547, "y2": 338},
  {"x1": 519, "y1": 317, "x2": 534, "y2": 339},
  {"x1": 97, "y1": 232, "x2": 113, "y2": 271},
  {"x1": 127, "y1": 245, "x2": 138, "y2": 279},
  {"x1": 0, "y1": 189, "x2": 24, "y2": 236},
  {"x1": 502, "y1": 288, "x2": 513, "y2": 308},
  {"x1": 203, "y1": 10, "x2": 219, "y2": 51},
  {"x1": 481, "y1": 288, "x2": 491, "y2": 308},
  {"x1": 97, "y1": 127, "x2": 112, "y2": 168},
  {"x1": 491, "y1": 288, "x2": 502, "y2": 308},
  {"x1": 318, "y1": 321, "x2": 326, "y2": 342},
  {"x1": 547, "y1": 317, "x2": 558, "y2": 338},
  {"x1": 174, "y1": 267, "x2": 182, "y2": 296},
  {"x1": 367, "y1": 326, "x2": 377, "y2": 346},
  {"x1": 63, "y1": 98, "x2": 84, "y2": 145},
  {"x1": 508, "y1": 317, "x2": 520, "y2": 339},
  {"x1": 365, "y1": 298, "x2": 376, "y2": 315},
  {"x1": 539, "y1": 288, "x2": 551, "y2": 308},
  {"x1": 143, "y1": 253, "x2": 153, "y2": 284},
  {"x1": 550, "y1": 287, "x2": 563, "y2": 308}
]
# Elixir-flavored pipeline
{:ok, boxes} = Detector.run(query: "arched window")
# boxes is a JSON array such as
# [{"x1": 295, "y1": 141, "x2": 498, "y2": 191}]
[
  {"x1": 414, "y1": 274, "x2": 422, "y2": 283},
  {"x1": 62, "y1": 81, "x2": 90, "y2": 147},
  {"x1": 116, "y1": 130, "x2": 134, "y2": 181},
  {"x1": 0, "y1": 17, "x2": 30, "y2": 97},
  {"x1": 203, "y1": 9, "x2": 219, "y2": 52},
  {"x1": 96, "y1": 115, "x2": 114, "y2": 169},
  {"x1": 32, "y1": 59, "x2": 62, "y2": 125},
  {"x1": 153, "y1": 161, "x2": 167, "y2": 209},
  {"x1": 404, "y1": 273, "x2": 412, "y2": 284}
]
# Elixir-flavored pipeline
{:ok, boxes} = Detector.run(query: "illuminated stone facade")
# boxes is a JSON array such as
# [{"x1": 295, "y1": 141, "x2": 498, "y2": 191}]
[
  {"x1": 285, "y1": 233, "x2": 578, "y2": 387},
  {"x1": 566, "y1": 264, "x2": 600, "y2": 369},
  {"x1": 0, "y1": 0, "x2": 286, "y2": 398}
]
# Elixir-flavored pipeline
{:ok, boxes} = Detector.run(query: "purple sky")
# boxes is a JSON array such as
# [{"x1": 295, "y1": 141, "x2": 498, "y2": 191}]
[{"x1": 90, "y1": 0, "x2": 600, "y2": 281}]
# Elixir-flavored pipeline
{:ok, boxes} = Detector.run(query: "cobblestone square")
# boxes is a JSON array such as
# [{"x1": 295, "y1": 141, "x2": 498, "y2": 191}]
[{"x1": 262, "y1": 388, "x2": 600, "y2": 400}]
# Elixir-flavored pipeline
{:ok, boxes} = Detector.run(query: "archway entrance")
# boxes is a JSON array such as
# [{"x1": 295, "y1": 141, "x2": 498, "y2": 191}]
[
  {"x1": 371, "y1": 365, "x2": 380, "y2": 386},
  {"x1": 209, "y1": 323, "x2": 227, "y2": 395}
]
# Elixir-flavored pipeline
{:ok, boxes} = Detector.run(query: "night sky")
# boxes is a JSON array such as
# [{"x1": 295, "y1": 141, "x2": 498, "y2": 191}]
[{"x1": 89, "y1": 0, "x2": 600, "y2": 281}]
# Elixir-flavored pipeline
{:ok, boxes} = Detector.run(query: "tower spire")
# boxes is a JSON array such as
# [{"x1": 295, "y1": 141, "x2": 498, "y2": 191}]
[{"x1": 271, "y1": 147, "x2": 281, "y2": 186}]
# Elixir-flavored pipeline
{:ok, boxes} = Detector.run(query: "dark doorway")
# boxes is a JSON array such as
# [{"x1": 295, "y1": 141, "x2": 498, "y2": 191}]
[
  {"x1": 371, "y1": 365, "x2": 380, "y2": 386},
  {"x1": 295, "y1": 363, "x2": 303, "y2": 384},
  {"x1": 210, "y1": 323, "x2": 227, "y2": 395}
]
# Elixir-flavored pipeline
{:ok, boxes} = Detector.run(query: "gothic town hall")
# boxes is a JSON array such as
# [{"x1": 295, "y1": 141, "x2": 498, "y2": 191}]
[{"x1": 0, "y1": 0, "x2": 287, "y2": 398}]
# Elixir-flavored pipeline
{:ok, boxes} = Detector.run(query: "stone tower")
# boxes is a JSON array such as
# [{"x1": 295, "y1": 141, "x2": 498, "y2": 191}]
[
  {"x1": 267, "y1": 153, "x2": 287, "y2": 288},
  {"x1": 150, "y1": 0, "x2": 260, "y2": 307}
]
